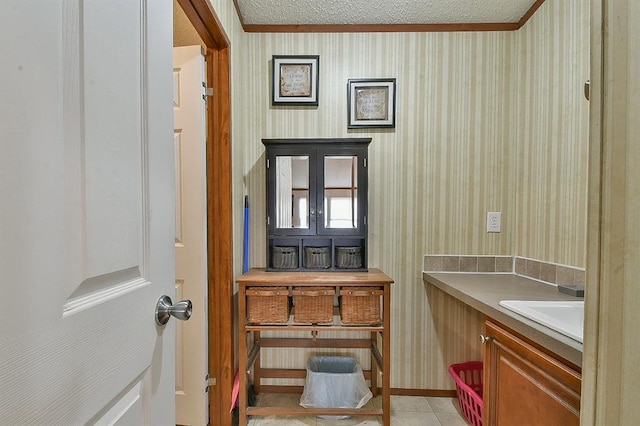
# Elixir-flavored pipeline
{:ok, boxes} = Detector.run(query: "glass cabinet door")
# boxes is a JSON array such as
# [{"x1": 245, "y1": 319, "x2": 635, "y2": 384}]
[
  {"x1": 268, "y1": 147, "x2": 366, "y2": 236},
  {"x1": 317, "y1": 150, "x2": 366, "y2": 236},
  {"x1": 268, "y1": 149, "x2": 317, "y2": 236},
  {"x1": 322, "y1": 155, "x2": 358, "y2": 229},
  {"x1": 275, "y1": 155, "x2": 309, "y2": 229}
]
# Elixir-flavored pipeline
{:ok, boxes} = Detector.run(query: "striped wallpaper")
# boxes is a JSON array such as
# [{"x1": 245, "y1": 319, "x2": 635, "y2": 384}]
[
  {"x1": 186, "y1": 0, "x2": 589, "y2": 390},
  {"x1": 582, "y1": 0, "x2": 640, "y2": 423},
  {"x1": 511, "y1": 0, "x2": 590, "y2": 268},
  {"x1": 233, "y1": 30, "x2": 514, "y2": 390}
]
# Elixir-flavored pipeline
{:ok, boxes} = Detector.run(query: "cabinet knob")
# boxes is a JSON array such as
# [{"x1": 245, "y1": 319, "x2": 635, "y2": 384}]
[{"x1": 479, "y1": 335, "x2": 493, "y2": 344}]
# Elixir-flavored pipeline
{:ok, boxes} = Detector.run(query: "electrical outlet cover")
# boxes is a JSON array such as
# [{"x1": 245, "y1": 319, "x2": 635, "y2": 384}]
[{"x1": 487, "y1": 212, "x2": 501, "y2": 233}]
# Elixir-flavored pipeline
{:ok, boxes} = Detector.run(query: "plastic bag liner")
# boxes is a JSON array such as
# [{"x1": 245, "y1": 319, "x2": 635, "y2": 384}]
[{"x1": 300, "y1": 356, "x2": 373, "y2": 419}]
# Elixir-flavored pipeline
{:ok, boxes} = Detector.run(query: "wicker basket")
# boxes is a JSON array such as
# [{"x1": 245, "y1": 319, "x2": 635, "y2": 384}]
[
  {"x1": 271, "y1": 246, "x2": 298, "y2": 269},
  {"x1": 339, "y1": 287, "x2": 383, "y2": 325},
  {"x1": 304, "y1": 247, "x2": 331, "y2": 269},
  {"x1": 292, "y1": 287, "x2": 335, "y2": 323},
  {"x1": 336, "y1": 246, "x2": 362, "y2": 269},
  {"x1": 246, "y1": 287, "x2": 290, "y2": 324}
]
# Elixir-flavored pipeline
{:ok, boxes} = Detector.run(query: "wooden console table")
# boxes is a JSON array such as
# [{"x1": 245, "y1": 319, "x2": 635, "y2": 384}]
[{"x1": 236, "y1": 268, "x2": 393, "y2": 425}]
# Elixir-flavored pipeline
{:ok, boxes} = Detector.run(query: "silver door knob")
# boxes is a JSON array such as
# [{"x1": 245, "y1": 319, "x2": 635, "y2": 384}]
[{"x1": 155, "y1": 295, "x2": 192, "y2": 326}]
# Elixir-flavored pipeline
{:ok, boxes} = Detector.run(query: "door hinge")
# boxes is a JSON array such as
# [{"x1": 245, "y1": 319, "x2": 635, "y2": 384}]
[
  {"x1": 205, "y1": 375, "x2": 216, "y2": 392},
  {"x1": 267, "y1": 216, "x2": 270, "y2": 226},
  {"x1": 364, "y1": 158, "x2": 367, "y2": 168},
  {"x1": 266, "y1": 158, "x2": 270, "y2": 168},
  {"x1": 202, "y1": 82, "x2": 213, "y2": 100}
]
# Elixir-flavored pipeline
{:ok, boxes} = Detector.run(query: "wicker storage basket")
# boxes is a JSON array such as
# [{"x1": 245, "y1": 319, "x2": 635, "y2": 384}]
[
  {"x1": 271, "y1": 246, "x2": 298, "y2": 269},
  {"x1": 246, "y1": 287, "x2": 290, "y2": 324},
  {"x1": 292, "y1": 287, "x2": 335, "y2": 324},
  {"x1": 336, "y1": 246, "x2": 362, "y2": 269},
  {"x1": 340, "y1": 287, "x2": 383, "y2": 325},
  {"x1": 304, "y1": 247, "x2": 331, "y2": 269}
]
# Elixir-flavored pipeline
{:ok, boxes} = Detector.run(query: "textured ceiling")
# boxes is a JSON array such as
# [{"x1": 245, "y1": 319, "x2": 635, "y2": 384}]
[{"x1": 235, "y1": 0, "x2": 539, "y2": 26}]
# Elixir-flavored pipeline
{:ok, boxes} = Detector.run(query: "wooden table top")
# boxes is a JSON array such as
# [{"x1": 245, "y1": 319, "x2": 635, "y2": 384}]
[{"x1": 236, "y1": 268, "x2": 394, "y2": 286}]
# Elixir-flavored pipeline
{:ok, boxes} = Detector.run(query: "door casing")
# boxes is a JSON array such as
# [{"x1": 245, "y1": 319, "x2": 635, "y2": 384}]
[{"x1": 175, "y1": 1, "x2": 233, "y2": 425}]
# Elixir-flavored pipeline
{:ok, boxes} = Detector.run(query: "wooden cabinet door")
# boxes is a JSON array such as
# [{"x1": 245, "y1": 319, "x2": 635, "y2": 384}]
[{"x1": 483, "y1": 320, "x2": 581, "y2": 426}]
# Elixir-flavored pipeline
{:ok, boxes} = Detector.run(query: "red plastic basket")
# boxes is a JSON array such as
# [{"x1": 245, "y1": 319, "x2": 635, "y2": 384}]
[{"x1": 448, "y1": 361, "x2": 483, "y2": 426}]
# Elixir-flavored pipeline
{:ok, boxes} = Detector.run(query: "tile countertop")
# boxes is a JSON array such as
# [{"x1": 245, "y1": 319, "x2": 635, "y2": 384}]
[{"x1": 423, "y1": 272, "x2": 583, "y2": 368}]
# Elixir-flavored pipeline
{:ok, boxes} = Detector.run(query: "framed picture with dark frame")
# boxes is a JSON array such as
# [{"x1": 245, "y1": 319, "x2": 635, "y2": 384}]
[
  {"x1": 347, "y1": 78, "x2": 396, "y2": 128},
  {"x1": 272, "y1": 55, "x2": 319, "y2": 106}
]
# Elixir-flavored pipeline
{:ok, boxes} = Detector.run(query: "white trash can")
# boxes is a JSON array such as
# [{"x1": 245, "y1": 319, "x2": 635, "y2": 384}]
[{"x1": 300, "y1": 356, "x2": 373, "y2": 419}]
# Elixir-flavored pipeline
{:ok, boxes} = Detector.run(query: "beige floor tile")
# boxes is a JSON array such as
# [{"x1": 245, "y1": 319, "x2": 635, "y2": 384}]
[
  {"x1": 426, "y1": 397, "x2": 461, "y2": 413},
  {"x1": 390, "y1": 395, "x2": 433, "y2": 413},
  {"x1": 436, "y1": 411, "x2": 471, "y2": 426},
  {"x1": 390, "y1": 411, "x2": 442, "y2": 425},
  {"x1": 316, "y1": 417, "x2": 381, "y2": 426}
]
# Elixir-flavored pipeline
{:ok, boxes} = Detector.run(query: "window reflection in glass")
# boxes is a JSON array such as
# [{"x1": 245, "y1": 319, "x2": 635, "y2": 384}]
[
  {"x1": 276, "y1": 156, "x2": 309, "y2": 229},
  {"x1": 292, "y1": 190, "x2": 308, "y2": 228},
  {"x1": 324, "y1": 156, "x2": 357, "y2": 228}
]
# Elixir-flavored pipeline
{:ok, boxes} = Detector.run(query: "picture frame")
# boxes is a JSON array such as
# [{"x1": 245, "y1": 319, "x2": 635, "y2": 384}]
[
  {"x1": 272, "y1": 55, "x2": 319, "y2": 106},
  {"x1": 347, "y1": 78, "x2": 396, "y2": 128}
]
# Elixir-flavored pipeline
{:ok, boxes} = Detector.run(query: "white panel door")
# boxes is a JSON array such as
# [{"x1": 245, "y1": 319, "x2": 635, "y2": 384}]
[
  {"x1": 0, "y1": 0, "x2": 175, "y2": 424},
  {"x1": 173, "y1": 46, "x2": 209, "y2": 425}
]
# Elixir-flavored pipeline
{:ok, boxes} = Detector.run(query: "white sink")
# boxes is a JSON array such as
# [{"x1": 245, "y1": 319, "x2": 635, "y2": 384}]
[{"x1": 499, "y1": 300, "x2": 584, "y2": 343}]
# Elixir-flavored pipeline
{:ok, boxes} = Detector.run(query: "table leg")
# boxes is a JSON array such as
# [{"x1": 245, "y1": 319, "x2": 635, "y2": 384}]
[
  {"x1": 371, "y1": 331, "x2": 378, "y2": 397},
  {"x1": 238, "y1": 287, "x2": 248, "y2": 426},
  {"x1": 382, "y1": 286, "x2": 391, "y2": 426},
  {"x1": 253, "y1": 330, "x2": 262, "y2": 394}
]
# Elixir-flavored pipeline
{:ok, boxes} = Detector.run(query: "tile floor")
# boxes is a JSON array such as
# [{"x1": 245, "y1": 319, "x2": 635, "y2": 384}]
[{"x1": 246, "y1": 394, "x2": 469, "y2": 425}]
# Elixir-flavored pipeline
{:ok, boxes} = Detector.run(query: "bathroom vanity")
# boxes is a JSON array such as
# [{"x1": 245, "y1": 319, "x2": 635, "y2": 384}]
[
  {"x1": 482, "y1": 318, "x2": 580, "y2": 425},
  {"x1": 423, "y1": 273, "x2": 583, "y2": 425}
]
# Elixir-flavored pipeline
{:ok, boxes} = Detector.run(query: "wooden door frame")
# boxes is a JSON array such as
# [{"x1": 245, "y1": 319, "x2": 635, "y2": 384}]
[{"x1": 176, "y1": 1, "x2": 233, "y2": 425}]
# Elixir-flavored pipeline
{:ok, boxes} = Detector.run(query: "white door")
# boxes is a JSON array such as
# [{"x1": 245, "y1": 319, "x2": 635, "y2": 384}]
[
  {"x1": 0, "y1": 1, "x2": 176, "y2": 424},
  {"x1": 173, "y1": 46, "x2": 209, "y2": 425}
]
